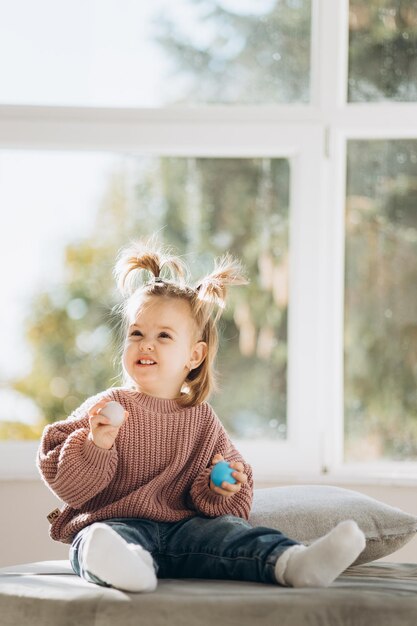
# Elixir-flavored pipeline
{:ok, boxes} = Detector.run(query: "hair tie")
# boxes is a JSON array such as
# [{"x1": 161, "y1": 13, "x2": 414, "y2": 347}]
[{"x1": 145, "y1": 276, "x2": 167, "y2": 286}]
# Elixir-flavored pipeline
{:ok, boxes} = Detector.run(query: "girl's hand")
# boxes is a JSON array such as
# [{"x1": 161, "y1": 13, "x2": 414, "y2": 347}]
[
  {"x1": 209, "y1": 454, "x2": 248, "y2": 498},
  {"x1": 87, "y1": 399, "x2": 128, "y2": 450}
]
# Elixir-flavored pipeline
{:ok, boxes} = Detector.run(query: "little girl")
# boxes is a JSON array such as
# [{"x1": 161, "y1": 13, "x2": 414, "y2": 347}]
[{"x1": 37, "y1": 240, "x2": 365, "y2": 593}]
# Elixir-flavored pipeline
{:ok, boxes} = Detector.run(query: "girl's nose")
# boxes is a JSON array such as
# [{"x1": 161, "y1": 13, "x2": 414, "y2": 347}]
[{"x1": 140, "y1": 339, "x2": 154, "y2": 351}]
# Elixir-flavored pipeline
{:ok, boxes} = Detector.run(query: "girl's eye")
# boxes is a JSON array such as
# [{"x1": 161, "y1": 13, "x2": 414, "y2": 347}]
[
  {"x1": 130, "y1": 330, "x2": 142, "y2": 337},
  {"x1": 159, "y1": 332, "x2": 172, "y2": 339}
]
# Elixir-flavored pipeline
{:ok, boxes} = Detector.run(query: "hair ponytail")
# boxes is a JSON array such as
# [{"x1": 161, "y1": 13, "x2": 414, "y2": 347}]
[
  {"x1": 114, "y1": 240, "x2": 187, "y2": 296},
  {"x1": 195, "y1": 254, "x2": 248, "y2": 322},
  {"x1": 180, "y1": 255, "x2": 248, "y2": 406}
]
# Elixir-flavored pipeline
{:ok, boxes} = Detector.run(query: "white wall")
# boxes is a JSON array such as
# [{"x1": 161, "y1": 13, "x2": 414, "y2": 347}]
[
  {"x1": 0, "y1": 480, "x2": 69, "y2": 567},
  {"x1": 1, "y1": 478, "x2": 417, "y2": 568}
]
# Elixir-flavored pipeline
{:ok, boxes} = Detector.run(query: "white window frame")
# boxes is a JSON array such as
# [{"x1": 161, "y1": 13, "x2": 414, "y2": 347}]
[
  {"x1": 0, "y1": 114, "x2": 325, "y2": 479},
  {"x1": 323, "y1": 119, "x2": 417, "y2": 483},
  {"x1": 1, "y1": 0, "x2": 417, "y2": 482}
]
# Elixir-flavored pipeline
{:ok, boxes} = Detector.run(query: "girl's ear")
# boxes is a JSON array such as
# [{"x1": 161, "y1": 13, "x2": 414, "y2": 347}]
[{"x1": 189, "y1": 341, "x2": 208, "y2": 370}]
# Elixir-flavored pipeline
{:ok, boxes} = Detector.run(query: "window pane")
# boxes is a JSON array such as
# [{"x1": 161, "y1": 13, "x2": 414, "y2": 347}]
[
  {"x1": 344, "y1": 140, "x2": 417, "y2": 461},
  {"x1": 348, "y1": 0, "x2": 417, "y2": 102},
  {"x1": 0, "y1": 152, "x2": 290, "y2": 441},
  {"x1": 0, "y1": 0, "x2": 311, "y2": 107}
]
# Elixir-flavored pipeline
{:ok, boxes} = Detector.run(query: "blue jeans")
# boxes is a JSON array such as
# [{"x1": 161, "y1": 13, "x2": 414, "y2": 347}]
[{"x1": 70, "y1": 515, "x2": 299, "y2": 586}]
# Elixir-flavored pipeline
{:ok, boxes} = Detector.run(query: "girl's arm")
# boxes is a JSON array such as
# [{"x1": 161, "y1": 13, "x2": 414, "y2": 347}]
[
  {"x1": 37, "y1": 394, "x2": 119, "y2": 509},
  {"x1": 188, "y1": 424, "x2": 254, "y2": 520}
]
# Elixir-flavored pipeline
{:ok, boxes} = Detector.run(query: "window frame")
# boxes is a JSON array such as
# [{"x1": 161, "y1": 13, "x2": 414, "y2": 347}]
[
  {"x1": 323, "y1": 121, "x2": 417, "y2": 480},
  {"x1": 1, "y1": 0, "x2": 417, "y2": 481},
  {"x1": 0, "y1": 112, "x2": 326, "y2": 479}
]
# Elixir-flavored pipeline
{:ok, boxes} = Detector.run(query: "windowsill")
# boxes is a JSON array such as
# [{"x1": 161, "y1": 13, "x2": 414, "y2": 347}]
[
  {"x1": 6, "y1": 472, "x2": 417, "y2": 488},
  {"x1": 2, "y1": 440, "x2": 417, "y2": 487},
  {"x1": 0, "y1": 441, "x2": 40, "y2": 480},
  {"x1": 254, "y1": 470, "x2": 417, "y2": 488}
]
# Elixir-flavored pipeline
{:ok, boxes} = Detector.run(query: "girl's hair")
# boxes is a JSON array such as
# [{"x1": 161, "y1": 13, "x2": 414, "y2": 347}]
[{"x1": 114, "y1": 239, "x2": 248, "y2": 407}]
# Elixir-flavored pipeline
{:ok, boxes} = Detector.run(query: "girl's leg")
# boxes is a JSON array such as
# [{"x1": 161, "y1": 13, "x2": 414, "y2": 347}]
[
  {"x1": 70, "y1": 518, "x2": 159, "y2": 592},
  {"x1": 157, "y1": 514, "x2": 298, "y2": 584},
  {"x1": 157, "y1": 515, "x2": 365, "y2": 587}
]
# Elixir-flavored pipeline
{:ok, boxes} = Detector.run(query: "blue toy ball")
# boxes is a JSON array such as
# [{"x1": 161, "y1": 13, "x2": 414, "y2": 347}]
[{"x1": 210, "y1": 460, "x2": 237, "y2": 487}]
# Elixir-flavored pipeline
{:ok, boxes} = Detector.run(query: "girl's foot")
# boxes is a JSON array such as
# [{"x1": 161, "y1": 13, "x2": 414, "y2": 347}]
[
  {"x1": 275, "y1": 520, "x2": 366, "y2": 587},
  {"x1": 83, "y1": 523, "x2": 157, "y2": 592}
]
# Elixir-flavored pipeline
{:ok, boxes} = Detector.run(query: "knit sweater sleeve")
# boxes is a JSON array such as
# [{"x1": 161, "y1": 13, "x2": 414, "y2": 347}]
[
  {"x1": 36, "y1": 391, "x2": 118, "y2": 509},
  {"x1": 188, "y1": 409, "x2": 253, "y2": 520}
]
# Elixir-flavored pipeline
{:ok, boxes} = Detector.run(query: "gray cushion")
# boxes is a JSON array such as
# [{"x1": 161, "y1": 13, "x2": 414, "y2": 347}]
[{"x1": 249, "y1": 485, "x2": 417, "y2": 565}]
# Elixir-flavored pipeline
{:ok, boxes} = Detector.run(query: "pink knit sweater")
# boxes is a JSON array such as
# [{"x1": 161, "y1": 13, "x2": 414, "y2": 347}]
[{"x1": 37, "y1": 388, "x2": 254, "y2": 544}]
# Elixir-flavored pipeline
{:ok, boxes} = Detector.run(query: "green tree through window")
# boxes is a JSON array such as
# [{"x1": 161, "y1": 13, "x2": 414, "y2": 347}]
[{"x1": 3, "y1": 157, "x2": 290, "y2": 441}]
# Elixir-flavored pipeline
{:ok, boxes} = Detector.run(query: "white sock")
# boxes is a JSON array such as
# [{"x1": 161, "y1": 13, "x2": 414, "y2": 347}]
[
  {"x1": 275, "y1": 520, "x2": 366, "y2": 588},
  {"x1": 83, "y1": 523, "x2": 157, "y2": 592}
]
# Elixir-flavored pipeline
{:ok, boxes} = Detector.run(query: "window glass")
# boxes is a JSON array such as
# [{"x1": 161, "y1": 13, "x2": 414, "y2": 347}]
[
  {"x1": 344, "y1": 139, "x2": 417, "y2": 461},
  {"x1": 349, "y1": 0, "x2": 417, "y2": 102},
  {"x1": 0, "y1": 0, "x2": 311, "y2": 106},
  {"x1": 0, "y1": 152, "x2": 290, "y2": 441}
]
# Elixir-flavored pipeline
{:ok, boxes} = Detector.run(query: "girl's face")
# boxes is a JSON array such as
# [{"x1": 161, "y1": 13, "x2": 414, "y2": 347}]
[{"x1": 123, "y1": 296, "x2": 207, "y2": 400}]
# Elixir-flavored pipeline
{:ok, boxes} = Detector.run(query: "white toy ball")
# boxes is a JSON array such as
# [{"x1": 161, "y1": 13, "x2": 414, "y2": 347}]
[{"x1": 100, "y1": 401, "x2": 125, "y2": 427}]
